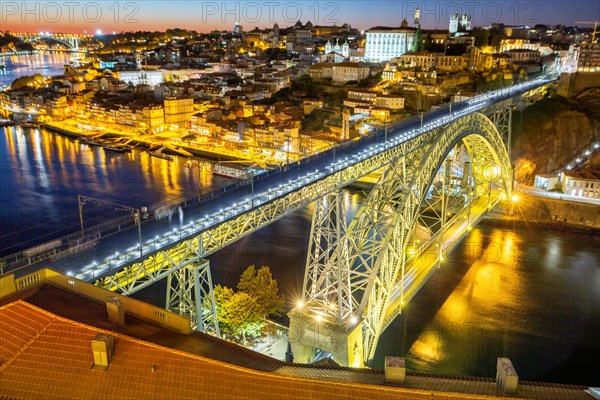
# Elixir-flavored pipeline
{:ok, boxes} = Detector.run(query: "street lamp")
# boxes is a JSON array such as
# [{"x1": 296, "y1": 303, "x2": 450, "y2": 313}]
[
  {"x1": 78, "y1": 194, "x2": 144, "y2": 257},
  {"x1": 510, "y1": 194, "x2": 519, "y2": 216}
]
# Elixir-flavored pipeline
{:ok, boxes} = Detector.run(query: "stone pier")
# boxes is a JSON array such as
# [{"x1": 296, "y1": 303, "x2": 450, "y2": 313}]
[{"x1": 288, "y1": 311, "x2": 365, "y2": 367}]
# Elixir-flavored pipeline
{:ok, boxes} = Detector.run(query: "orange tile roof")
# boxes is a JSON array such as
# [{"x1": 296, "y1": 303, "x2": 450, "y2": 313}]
[{"x1": 1, "y1": 300, "x2": 519, "y2": 400}]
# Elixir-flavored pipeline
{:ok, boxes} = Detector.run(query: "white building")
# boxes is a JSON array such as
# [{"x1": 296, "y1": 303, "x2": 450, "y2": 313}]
[
  {"x1": 365, "y1": 19, "x2": 417, "y2": 62},
  {"x1": 374, "y1": 94, "x2": 404, "y2": 110},
  {"x1": 449, "y1": 13, "x2": 471, "y2": 36},
  {"x1": 561, "y1": 170, "x2": 600, "y2": 199},
  {"x1": 534, "y1": 174, "x2": 559, "y2": 191},
  {"x1": 399, "y1": 51, "x2": 436, "y2": 70},
  {"x1": 323, "y1": 38, "x2": 350, "y2": 62},
  {"x1": 118, "y1": 70, "x2": 164, "y2": 88}
]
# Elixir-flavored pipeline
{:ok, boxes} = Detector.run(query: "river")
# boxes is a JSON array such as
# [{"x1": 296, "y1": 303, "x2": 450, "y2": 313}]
[
  {"x1": 0, "y1": 126, "x2": 232, "y2": 255},
  {"x1": 0, "y1": 52, "x2": 80, "y2": 88},
  {"x1": 1, "y1": 56, "x2": 598, "y2": 386}
]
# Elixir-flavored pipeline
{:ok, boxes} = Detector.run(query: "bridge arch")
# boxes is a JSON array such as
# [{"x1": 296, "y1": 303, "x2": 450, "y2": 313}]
[
  {"x1": 346, "y1": 112, "x2": 513, "y2": 366},
  {"x1": 21, "y1": 36, "x2": 79, "y2": 50}
]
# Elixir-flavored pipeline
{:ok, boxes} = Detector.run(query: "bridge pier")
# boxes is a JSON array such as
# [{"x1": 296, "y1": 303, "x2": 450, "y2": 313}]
[{"x1": 288, "y1": 310, "x2": 364, "y2": 367}]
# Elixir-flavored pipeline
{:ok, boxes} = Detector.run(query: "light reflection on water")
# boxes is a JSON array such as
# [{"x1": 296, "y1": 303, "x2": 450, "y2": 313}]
[
  {"x1": 376, "y1": 226, "x2": 600, "y2": 385},
  {"x1": 0, "y1": 52, "x2": 80, "y2": 87},
  {"x1": 0, "y1": 126, "x2": 230, "y2": 255}
]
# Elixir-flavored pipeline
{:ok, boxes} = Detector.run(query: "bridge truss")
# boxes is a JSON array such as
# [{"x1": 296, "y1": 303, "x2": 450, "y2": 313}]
[{"x1": 298, "y1": 110, "x2": 514, "y2": 366}]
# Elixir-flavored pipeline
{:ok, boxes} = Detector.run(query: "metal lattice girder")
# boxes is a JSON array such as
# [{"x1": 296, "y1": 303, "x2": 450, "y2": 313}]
[
  {"x1": 344, "y1": 131, "x2": 439, "y2": 322},
  {"x1": 351, "y1": 112, "x2": 512, "y2": 364},
  {"x1": 302, "y1": 191, "x2": 352, "y2": 322},
  {"x1": 166, "y1": 259, "x2": 220, "y2": 336},
  {"x1": 95, "y1": 239, "x2": 203, "y2": 295},
  {"x1": 93, "y1": 130, "x2": 439, "y2": 295}
]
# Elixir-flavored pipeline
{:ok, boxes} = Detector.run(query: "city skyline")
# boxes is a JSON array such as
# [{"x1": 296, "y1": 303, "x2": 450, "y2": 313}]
[{"x1": 1, "y1": 0, "x2": 599, "y2": 34}]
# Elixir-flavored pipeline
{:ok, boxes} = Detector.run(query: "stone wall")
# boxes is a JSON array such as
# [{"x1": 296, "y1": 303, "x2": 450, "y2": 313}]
[{"x1": 497, "y1": 193, "x2": 600, "y2": 228}]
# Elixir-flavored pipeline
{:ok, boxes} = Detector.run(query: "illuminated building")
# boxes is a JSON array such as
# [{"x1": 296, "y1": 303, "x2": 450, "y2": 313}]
[
  {"x1": 365, "y1": 19, "x2": 417, "y2": 62},
  {"x1": 164, "y1": 97, "x2": 194, "y2": 128},
  {"x1": 561, "y1": 170, "x2": 600, "y2": 199},
  {"x1": 577, "y1": 43, "x2": 600, "y2": 73},
  {"x1": 118, "y1": 70, "x2": 164, "y2": 88}
]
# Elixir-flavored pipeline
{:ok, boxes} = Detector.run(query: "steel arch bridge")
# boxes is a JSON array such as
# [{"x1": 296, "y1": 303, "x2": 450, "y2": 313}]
[
  {"x1": 3, "y1": 77, "x2": 554, "y2": 365},
  {"x1": 291, "y1": 111, "x2": 513, "y2": 367},
  {"x1": 12, "y1": 33, "x2": 83, "y2": 50}
]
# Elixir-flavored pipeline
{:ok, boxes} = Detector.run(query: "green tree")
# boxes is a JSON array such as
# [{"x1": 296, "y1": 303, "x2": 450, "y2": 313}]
[
  {"x1": 411, "y1": 25, "x2": 422, "y2": 52},
  {"x1": 237, "y1": 265, "x2": 285, "y2": 317},
  {"x1": 221, "y1": 291, "x2": 265, "y2": 339},
  {"x1": 210, "y1": 285, "x2": 266, "y2": 340},
  {"x1": 422, "y1": 33, "x2": 433, "y2": 51},
  {"x1": 490, "y1": 31, "x2": 507, "y2": 49}
]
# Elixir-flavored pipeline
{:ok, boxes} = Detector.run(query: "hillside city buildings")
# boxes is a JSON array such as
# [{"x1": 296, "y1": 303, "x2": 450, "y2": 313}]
[{"x1": 1, "y1": 11, "x2": 598, "y2": 168}]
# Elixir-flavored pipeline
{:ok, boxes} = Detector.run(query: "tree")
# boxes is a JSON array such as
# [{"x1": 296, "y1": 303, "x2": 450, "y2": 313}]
[
  {"x1": 422, "y1": 33, "x2": 433, "y2": 51},
  {"x1": 490, "y1": 31, "x2": 507, "y2": 49},
  {"x1": 237, "y1": 265, "x2": 285, "y2": 318},
  {"x1": 11, "y1": 74, "x2": 45, "y2": 90},
  {"x1": 472, "y1": 28, "x2": 490, "y2": 47},
  {"x1": 207, "y1": 265, "x2": 285, "y2": 342},
  {"x1": 210, "y1": 285, "x2": 266, "y2": 340},
  {"x1": 411, "y1": 25, "x2": 422, "y2": 52}
]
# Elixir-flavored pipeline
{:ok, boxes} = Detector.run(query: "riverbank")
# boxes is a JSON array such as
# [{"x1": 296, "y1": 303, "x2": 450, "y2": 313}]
[
  {"x1": 483, "y1": 213, "x2": 600, "y2": 235},
  {"x1": 0, "y1": 50, "x2": 38, "y2": 57},
  {"x1": 41, "y1": 121, "x2": 245, "y2": 163},
  {"x1": 494, "y1": 191, "x2": 600, "y2": 229}
]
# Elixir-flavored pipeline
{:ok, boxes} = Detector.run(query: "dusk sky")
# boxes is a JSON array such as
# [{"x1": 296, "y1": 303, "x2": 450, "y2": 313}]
[{"x1": 2, "y1": 1, "x2": 599, "y2": 34}]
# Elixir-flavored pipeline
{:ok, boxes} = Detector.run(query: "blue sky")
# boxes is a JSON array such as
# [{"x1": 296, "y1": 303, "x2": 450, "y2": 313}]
[{"x1": 3, "y1": 1, "x2": 599, "y2": 33}]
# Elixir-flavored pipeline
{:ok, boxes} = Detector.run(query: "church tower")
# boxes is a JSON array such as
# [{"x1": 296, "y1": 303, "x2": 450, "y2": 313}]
[
  {"x1": 414, "y1": 7, "x2": 421, "y2": 26},
  {"x1": 460, "y1": 14, "x2": 472, "y2": 31},
  {"x1": 449, "y1": 13, "x2": 459, "y2": 34},
  {"x1": 342, "y1": 40, "x2": 350, "y2": 58},
  {"x1": 325, "y1": 40, "x2": 332, "y2": 54}
]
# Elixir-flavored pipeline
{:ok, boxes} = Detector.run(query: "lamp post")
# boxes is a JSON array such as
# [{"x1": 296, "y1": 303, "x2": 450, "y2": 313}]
[{"x1": 78, "y1": 194, "x2": 143, "y2": 257}]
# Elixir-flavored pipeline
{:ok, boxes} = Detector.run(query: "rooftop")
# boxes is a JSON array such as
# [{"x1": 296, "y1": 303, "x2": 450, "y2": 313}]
[
  {"x1": 563, "y1": 169, "x2": 600, "y2": 180},
  {"x1": 0, "y1": 269, "x2": 595, "y2": 400}
]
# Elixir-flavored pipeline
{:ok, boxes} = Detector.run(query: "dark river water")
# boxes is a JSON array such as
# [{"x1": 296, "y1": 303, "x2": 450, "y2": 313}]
[{"x1": 1, "y1": 116, "x2": 599, "y2": 386}]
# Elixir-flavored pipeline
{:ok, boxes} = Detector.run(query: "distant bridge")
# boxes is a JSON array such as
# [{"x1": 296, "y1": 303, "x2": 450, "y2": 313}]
[{"x1": 10, "y1": 32, "x2": 91, "y2": 51}]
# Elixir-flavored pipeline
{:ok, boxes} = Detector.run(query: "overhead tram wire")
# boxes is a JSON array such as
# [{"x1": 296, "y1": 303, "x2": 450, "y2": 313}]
[
  {"x1": 0, "y1": 206, "x2": 146, "y2": 255},
  {"x1": 0, "y1": 205, "x2": 130, "y2": 240}
]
